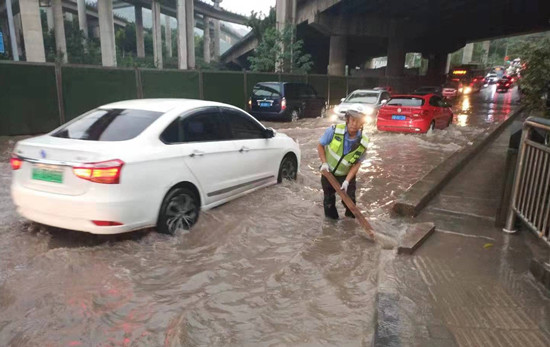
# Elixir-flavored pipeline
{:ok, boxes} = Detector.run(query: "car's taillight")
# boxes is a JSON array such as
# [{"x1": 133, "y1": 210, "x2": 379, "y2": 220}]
[
  {"x1": 248, "y1": 98, "x2": 252, "y2": 109},
  {"x1": 92, "y1": 220, "x2": 123, "y2": 226},
  {"x1": 10, "y1": 155, "x2": 22, "y2": 170},
  {"x1": 281, "y1": 97, "x2": 287, "y2": 110},
  {"x1": 73, "y1": 159, "x2": 124, "y2": 184}
]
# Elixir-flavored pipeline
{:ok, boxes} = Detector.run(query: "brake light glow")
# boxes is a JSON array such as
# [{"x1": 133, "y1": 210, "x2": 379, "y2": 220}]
[
  {"x1": 92, "y1": 220, "x2": 123, "y2": 226},
  {"x1": 10, "y1": 155, "x2": 22, "y2": 170},
  {"x1": 73, "y1": 159, "x2": 124, "y2": 184},
  {"x1": 281, "y1": 97, "x2": 287, "y2": 110}
]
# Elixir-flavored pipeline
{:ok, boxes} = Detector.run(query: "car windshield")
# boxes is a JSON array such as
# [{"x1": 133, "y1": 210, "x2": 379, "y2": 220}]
[
  {"x1": 387, "y1": 97, "x2": 425, "y2": 106},
  {"x1": 345, "y1": 92, "x2": 379, "y2": 104},
  {"x1": 253, "y1": 83, "x2": 281, "y2": 98},
  {"x1": 51, "y1": 108, "x2": 163, "y2": 141}
]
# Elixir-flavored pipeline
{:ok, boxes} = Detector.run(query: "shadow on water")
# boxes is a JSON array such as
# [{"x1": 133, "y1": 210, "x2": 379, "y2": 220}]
[{"x1": 21, "y1": 221, "x2": 153, "y2": 249}]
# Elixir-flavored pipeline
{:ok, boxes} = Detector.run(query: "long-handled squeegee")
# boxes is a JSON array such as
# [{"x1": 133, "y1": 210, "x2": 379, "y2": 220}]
[{"x1": 322, "y1": 170, "x2": 397, "y2": 248}]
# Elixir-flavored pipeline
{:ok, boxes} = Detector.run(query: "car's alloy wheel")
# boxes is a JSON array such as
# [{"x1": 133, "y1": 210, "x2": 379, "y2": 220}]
[
  {"x1": 157, "y1": 187, "x2": 199, "y2": 234},
  {"x1": 428, "y1": 121, "x2": 435, "y2": 133},
  {"x1": 278, "y1": 155, "x2": 297, "y2": 183}
]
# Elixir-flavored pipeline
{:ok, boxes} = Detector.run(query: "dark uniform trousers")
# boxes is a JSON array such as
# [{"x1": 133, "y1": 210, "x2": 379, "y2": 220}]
[{"x1": 321, "y1": 175, "x2": 357, "y2": 219}]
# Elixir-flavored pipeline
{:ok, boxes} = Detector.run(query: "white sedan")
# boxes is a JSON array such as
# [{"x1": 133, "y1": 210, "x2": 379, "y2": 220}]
[{"x1": 11, "y1": 99, "x2": 300, "y2": 235}]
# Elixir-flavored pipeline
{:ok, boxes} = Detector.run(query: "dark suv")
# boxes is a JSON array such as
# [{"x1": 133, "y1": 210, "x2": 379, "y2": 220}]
[{"x1": 248, "y1": 82, "x2": 326, "y2": 122}]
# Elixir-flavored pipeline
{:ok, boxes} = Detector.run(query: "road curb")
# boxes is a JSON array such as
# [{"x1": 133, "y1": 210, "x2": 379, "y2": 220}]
[{"x1": 393, "y1": 106, "x2": 525, "y2": 217}]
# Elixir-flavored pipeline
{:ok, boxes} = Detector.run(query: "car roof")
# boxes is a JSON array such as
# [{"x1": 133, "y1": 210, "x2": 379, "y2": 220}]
[
  {"x1": 100, "y1": 98, "x2": 235, "y2": 113},
  {"x1": 391, "y1": 94, "x2": 432, "y2": 99},
  {"x1": 349, "y1": 89, "x2": 382, "y2": 94}
]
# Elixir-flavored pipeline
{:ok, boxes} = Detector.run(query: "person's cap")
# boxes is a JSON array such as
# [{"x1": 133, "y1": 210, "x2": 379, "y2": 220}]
[{"x1": 345, "y1": 104, "x2": 366, "y2": 119}]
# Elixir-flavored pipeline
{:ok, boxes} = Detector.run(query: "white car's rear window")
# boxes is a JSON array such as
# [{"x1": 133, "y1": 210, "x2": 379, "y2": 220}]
[
  {"x1": 52, "y1": 108, "x2": 163, "y2": 141},
  {"x1": 387, "y1": 98, "x2": 424, "y2": 107}
]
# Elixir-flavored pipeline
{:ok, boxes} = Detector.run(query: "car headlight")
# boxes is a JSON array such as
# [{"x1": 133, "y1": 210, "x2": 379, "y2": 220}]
[
  {"x1": 365, "y1": 115, "x2": 374, "y2": 124},
  {"x1": 334, "y1": 105, "x2": 341, "y2": 114},
  {"x1": 363, "y1": 106, "x2": 374, "y2": 115}
]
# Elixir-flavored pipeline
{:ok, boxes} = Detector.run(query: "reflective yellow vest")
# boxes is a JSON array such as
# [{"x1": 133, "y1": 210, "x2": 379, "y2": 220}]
[{"x1": 326, "y1": 123, "x2": 369, "y2": 176}]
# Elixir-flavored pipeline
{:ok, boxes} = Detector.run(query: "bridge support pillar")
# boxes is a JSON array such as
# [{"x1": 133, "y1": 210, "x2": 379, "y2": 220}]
[
  {"x1": 462, "y1": 43, "x2": 474, "y2": 64},
  {"x1": 165, "y1": 15, "x2": 173, "y2": 58},
  {"x1": 427, "y1": 53, "x2": 447, "y2": 80},
  {"x1": 135, "y1": 5, "x2": 145, "y2": 58},
  {"x1": 52, "y1": 0, "x2": 67, "y2": 63},
  {"x1": 98, "y1": 0, "x2": 116, "y2": 67},
  {"x1": 45, "y1": 6, "x2": 54, "y2": 32},
  {"x1": 327, "y1": 35, "x2": 346, "y2": 76},
  {"x1": 176, "y1": 0, "x2": 190, "y2": 69},
  {"x1": 386, "y1": 37, "x2": 405, "y2": 77},
  {"x1": 481, "y1": 40, "x2": 490, "y2": 64},
  {"x1": 186, "y1": 0, "x2": 196, "y2": 69},
  {"x1": 77, "y1": 0, "x2": 88, "y2": 39},
  {"x1": 212, "y1": 0, "x2": 222, "y2": 61},
  {"x1": 203, "y1": 16, "x2": 211, "y2": 63},
  {"x1": 152, "y1": 1, "x2": 163, "y2": 68},
  {"x1": 19, "y1": 0, "x2": 45, "y2": 62}
]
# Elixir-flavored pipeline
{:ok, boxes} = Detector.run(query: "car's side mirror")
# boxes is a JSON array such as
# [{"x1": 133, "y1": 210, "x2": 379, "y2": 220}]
[
  {"x1": 263, "y1": 128, "x2": 275, "y2": 138},
  {"x1": 380, "y1": 99, "x2": 388, "y2": 105},
  {"x1": 340, "y1": 98, "x2": 346, "y2": 102}
]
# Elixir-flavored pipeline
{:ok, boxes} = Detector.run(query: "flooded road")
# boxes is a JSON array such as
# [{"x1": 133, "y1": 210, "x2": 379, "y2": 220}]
[{"x1": 0, "y1": 86, "x2": 519, "y2": 345}]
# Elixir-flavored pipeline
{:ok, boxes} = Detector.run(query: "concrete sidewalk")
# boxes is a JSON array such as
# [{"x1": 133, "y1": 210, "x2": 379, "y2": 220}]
[{"x1": 375, "y1": 116, "x2": 550, "y2": 346}]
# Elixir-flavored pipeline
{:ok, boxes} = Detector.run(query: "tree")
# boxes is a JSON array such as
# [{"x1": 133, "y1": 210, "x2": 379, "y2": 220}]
[
  {"x1": 247, "y1": 8, "x2": 276, "y2": 41},
  {"x1": 516, "y1": 38, "x2": 550, "y2": 116},
  {"x1": 248, "y1": 26, "x2": 313, "y2": 73}
]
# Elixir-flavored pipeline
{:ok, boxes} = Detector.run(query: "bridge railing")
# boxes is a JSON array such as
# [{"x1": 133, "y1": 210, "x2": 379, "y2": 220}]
[{"x1": 504, "y1": 117, "x2": 550, "y2": 246}]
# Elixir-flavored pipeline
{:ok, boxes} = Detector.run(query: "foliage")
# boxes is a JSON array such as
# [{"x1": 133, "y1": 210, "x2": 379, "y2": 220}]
[
  {"x1": 515, "y1": 38, "x2": 550, "y2": 116},
  {"x1": 248, "y1": 26, "x2": 313, "y2": 73},
  {"x1": 246, "y1": 7, "x2": 276, "y2": 41}
]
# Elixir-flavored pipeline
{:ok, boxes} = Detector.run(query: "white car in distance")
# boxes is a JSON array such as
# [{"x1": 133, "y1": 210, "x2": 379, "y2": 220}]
[
  {"x1": 11, "y1": 99, "x2": 300, "y2": 235},
  {"x1": 330, "y1": 89, "x2": 391, "y2": 124}
]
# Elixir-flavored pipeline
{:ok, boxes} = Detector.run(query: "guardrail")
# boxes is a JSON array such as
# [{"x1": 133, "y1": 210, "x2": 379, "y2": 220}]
[{"x1": 504, "y1": 117, "x2": 550, "y2": 246}]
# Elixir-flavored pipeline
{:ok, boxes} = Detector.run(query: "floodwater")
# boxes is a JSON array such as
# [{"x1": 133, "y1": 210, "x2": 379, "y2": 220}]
[{"x1": 0, "y1": 86, "x2": 520, "y2": 345}]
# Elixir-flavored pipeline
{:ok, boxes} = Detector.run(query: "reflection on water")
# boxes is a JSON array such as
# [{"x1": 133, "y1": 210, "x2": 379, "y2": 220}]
[
  {"x1": 457, "y1": 114, "x2": 469, "y2": 127},
  {"x1": 0, "y1": 87, "x2": 520, "y2": 345}
]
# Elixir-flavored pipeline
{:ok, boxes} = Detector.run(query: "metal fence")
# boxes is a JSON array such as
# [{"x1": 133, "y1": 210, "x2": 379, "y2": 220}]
[{"x1": 504, "y1": 117, "x2": 550, "y2": 245}]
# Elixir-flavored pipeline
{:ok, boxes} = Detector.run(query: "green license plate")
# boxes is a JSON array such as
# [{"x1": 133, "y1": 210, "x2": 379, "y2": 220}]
[{"x1": 32, "y1": 166, "x2": 63, "y2": 184}]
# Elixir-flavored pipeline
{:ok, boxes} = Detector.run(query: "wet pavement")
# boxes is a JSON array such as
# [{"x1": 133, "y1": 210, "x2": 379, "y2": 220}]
[{"x1": 0, "y1": 86, "x2": 540, "y2": 346}]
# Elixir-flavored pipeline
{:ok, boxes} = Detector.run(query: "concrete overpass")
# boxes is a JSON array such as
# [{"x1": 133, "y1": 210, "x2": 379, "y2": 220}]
[
  {"x1": 223, "y1": 0, "x2": 550, "y2": 76},
  {"x1": 1, "y1": 0, "x2": 248, "y2": 69}
]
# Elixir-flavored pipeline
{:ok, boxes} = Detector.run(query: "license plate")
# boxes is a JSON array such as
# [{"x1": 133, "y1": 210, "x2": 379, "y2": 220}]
[
  {"x1": 32, "y1": 165, "x2": 63, "y2": 183},
  {"x1": 392, "y1": 115, "x2": 406, "y2": 120},
  {"x1": 259, "y1": 101, "x2": 271, "y2": 107}
]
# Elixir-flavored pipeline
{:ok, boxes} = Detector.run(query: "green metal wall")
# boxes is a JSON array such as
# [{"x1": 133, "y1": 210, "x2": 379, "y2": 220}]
[
  {"x1": 0, "y1": 63, "x2": 60, "y2": 135},
  {"x1": 329, "y1": 77, "x2": 347, "y2": 105},
  {"x1": 1, "y1": 61, "x2": 431, "y2": 136},
  {"x1": 203, "y1": 71, "x2": 245, "y2": 108},
  {"x1": 141, "y1": 70, "x2": 200, "y2": 99},
  {"x1": 62, "y1": 66, "x2": 138, "y2": 120}
]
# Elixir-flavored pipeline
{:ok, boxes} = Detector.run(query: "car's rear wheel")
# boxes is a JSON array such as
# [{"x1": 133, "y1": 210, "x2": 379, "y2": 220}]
[
  {"x1": 447, "y1": 116, "x2": 452, "y2": 127},
  {"x1": 290, "y1": 109, "x2": 300, "y2": 122},
  {"x1": 157, "y1": 186, "x2": 200, "y2": 235},
  {"x1": 427, "y1": 121, "x2": 435, "y2": 133},
  {"x1": 277, "y1": 154, "x2": 298, "y2": 183}
]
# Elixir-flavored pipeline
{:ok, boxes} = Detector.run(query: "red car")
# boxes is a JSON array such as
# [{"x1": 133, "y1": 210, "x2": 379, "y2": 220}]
[{"x1": 377, "y1": 94, "x2": 454, "y2": 133}]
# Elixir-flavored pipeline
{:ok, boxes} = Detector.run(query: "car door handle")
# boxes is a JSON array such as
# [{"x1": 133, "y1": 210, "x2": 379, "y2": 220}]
[
  {"x1": 239, "y1": 146, "x2": 250, "y2": 153},
  {"x1": 190, "y1": 150, "x2": 205, "y2": 157}
]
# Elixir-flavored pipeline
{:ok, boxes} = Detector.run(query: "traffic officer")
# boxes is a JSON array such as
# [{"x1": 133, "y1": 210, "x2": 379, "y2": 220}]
[{"x1": 317, "y1": 104, "x2": 369, "y2": 219}]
